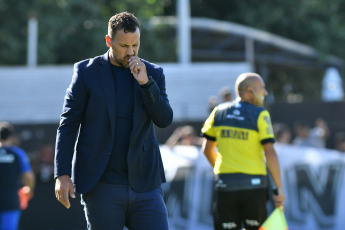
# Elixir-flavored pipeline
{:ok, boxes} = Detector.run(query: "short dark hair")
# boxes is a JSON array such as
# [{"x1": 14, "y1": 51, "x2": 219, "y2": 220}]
[
  {"x1": 0, "y1": 121, "x2": 14, "y2": 141},
  {"x1": 108, "y1": 12, "x2": 140, "y2": 39}
]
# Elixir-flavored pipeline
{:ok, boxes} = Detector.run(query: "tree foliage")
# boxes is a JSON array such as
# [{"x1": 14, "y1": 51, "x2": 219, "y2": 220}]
[
  {"x1": 0, "y1": 0, "x2": 171, "y2": 65},
  {"x1": 2, "y1": 0, "x2": 344, "y2": 66}
]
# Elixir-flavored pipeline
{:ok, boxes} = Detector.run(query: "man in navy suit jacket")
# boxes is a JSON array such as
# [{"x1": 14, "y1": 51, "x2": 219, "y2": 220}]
[{"x1": 54, "y1": 12, "x2": 173, "y2": 230}]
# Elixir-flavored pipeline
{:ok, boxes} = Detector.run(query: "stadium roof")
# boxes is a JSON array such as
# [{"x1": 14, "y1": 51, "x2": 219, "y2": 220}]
[{"x1": 149, "y1": 16, "x2": 343, "y2": 69}]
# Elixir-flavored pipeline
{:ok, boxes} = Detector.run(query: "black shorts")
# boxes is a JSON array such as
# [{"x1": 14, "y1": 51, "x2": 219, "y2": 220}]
[{"x1": 213, "y1": 189, "x2": 267, "y2": 230}]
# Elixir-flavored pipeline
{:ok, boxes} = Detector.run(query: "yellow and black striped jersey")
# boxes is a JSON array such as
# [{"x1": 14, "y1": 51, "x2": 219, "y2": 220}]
[{"x1": 201, "y1": 101, "x2": 275, "y2": 175}]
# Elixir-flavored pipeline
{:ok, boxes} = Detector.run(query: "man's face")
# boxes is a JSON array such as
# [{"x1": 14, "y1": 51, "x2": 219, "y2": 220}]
[
  {"x1": 252, "y1": 78, "x2": 268, "y2": 106},
  {"x1": 106, "y1": 27, "x2": 140, "y2": 68}
]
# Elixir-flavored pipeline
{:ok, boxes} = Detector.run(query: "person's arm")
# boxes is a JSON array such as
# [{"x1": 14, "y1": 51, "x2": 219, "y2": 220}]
[
  {"x1": 18, "y1": 171, "x2": 35, "y2": 210},
  {"x1": 15, "y1": 147, "x2": 35, "y2": 198},
  {"x1": 201, "y1": 138, "x2": 217, "y2": 167},
  {"x1": 55, "y1": 175, "x2": 75, "y2": 209},
  {"x1": 141, "y1": 71, "x2": 173, "y2": 128},
  {"x1": 21, "y1": 171, "x2": 35, "y2": 195},
  {"x1": 55, "y1": 62, "x2": 87, "y2": 209},
  {"x1": 165, "y1": 127, "x2": 183, "y2": 147},
  {"x1": 264, "y1": 142, "x2": 285, "y2": 209},
  {"x1": 129, "y1": 57, "x2": 173, "y2": 128}
]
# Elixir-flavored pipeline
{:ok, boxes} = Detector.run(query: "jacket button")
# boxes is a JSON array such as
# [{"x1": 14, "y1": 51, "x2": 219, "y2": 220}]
[{"x1": 107, "y1": 152, "x2": 111, "y2": 156}]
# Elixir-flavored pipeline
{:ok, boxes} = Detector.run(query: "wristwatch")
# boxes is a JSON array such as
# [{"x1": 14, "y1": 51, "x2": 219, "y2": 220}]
[{"x1": 140, "y1": 76, "x2": 154, "y2": 88}]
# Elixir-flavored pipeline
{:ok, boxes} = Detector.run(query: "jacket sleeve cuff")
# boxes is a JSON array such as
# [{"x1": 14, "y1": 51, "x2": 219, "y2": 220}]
[{"x1": 140, "y1": 76, "x2": 154, "y2": 88}]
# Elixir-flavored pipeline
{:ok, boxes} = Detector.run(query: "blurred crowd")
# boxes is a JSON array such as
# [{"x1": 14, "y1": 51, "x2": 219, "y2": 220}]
[
  {"x1": 273, "y1": 118, "x2": 345, "y2": 153},
  {"x1": 30, "y1": 141, "x2": 55, "y2": 183},
  {"x1": 165, "y1": 86, "x2": 345, "y2": 155}
]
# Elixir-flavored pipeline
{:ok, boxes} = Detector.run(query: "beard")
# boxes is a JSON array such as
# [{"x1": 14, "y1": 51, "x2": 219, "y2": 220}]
[
  {"x1": 255, "y1": 96, "x2": 265, "y2": 106},
  {"x1": 110, "y1": 50, "x2": 132, "y2": 68},
  {"x1": 112, "y1": 55, "x2": 130, "y2": 68}
]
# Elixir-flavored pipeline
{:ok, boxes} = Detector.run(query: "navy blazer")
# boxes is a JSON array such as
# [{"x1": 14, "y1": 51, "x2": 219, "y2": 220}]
[{"x1": 54, "y1": 51, "x2": 173, "y2": 194}]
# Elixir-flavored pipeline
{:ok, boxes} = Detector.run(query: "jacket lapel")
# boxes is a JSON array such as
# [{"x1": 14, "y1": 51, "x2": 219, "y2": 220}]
[{"x1": 98, "y1": 51, "x2": 116, "y2": 134}]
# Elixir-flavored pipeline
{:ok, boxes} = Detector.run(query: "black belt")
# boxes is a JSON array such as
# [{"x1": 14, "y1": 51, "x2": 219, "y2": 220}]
[{"x1": 214, "y1": 173, "x2": 268, "y2": 191}]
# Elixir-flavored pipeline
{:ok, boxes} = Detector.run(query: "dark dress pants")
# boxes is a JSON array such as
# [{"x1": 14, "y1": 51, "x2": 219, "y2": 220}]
[{"x1": 81, "y1": 183, "x2": 169, "y2": 230}]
